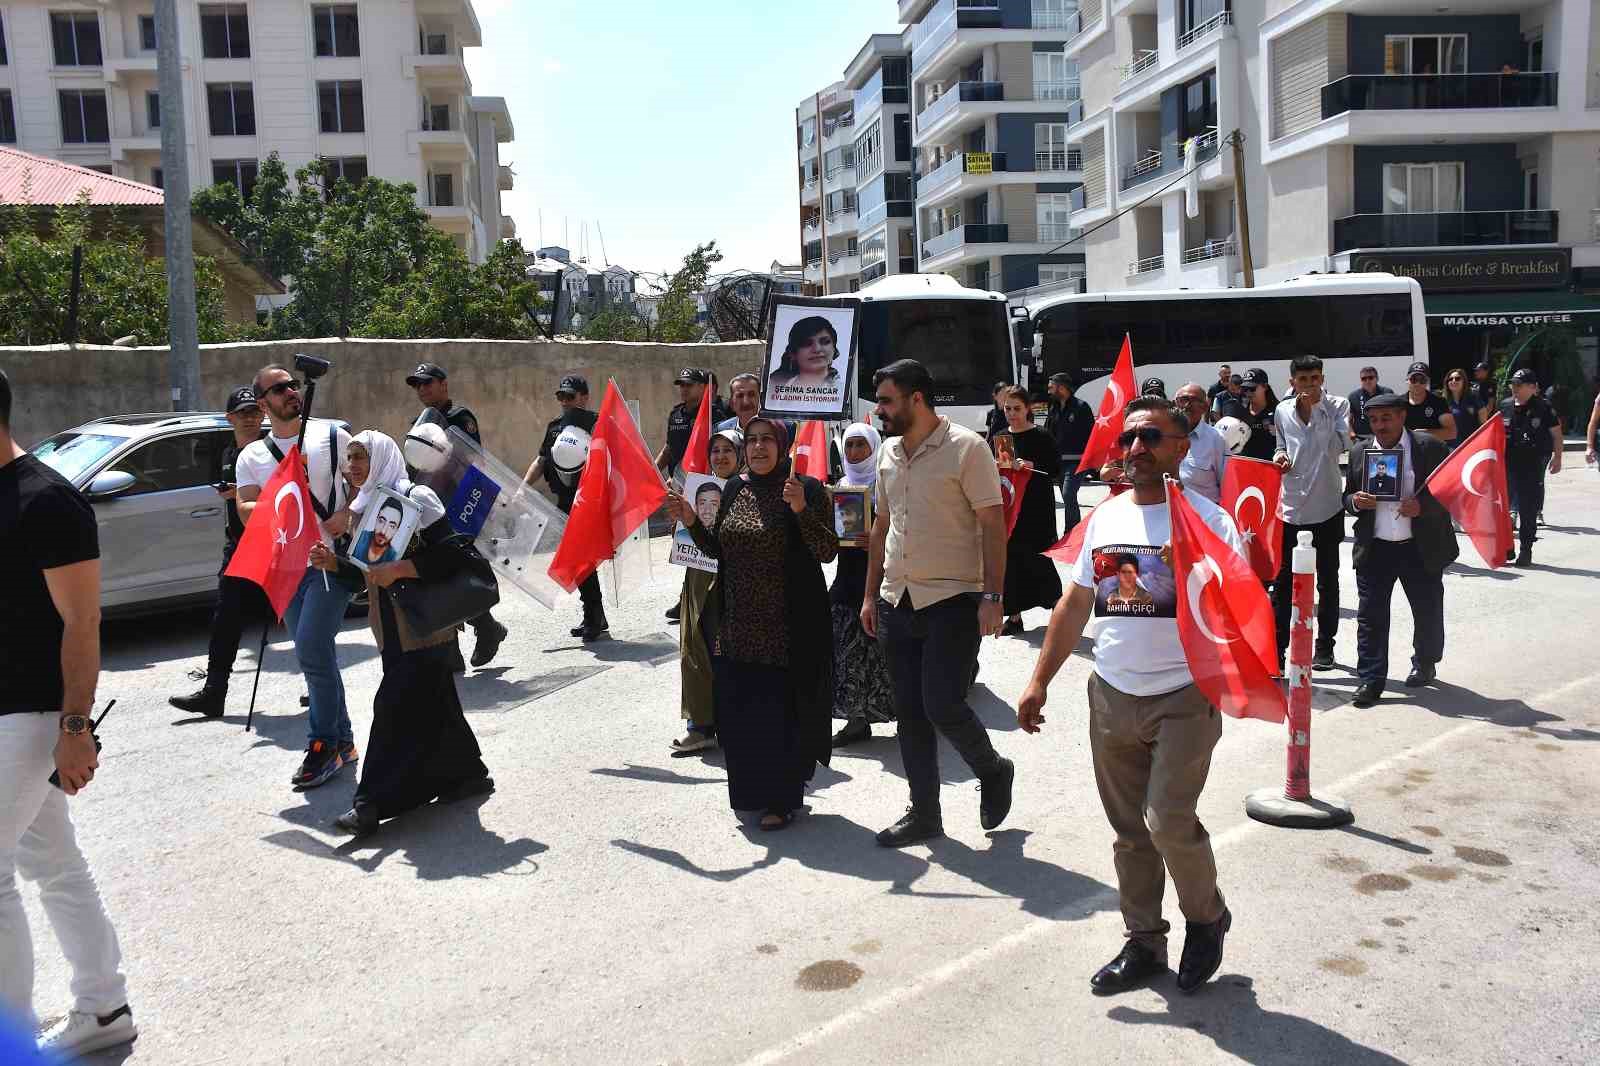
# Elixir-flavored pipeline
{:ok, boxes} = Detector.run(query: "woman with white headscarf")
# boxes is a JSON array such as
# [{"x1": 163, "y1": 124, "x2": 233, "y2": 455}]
[
  {"x1": 309, "y1": 431, "x2": 492, "y2": 837},
  {"x1": 830, "y1": 423, "x2": 896, "y2": 747}
]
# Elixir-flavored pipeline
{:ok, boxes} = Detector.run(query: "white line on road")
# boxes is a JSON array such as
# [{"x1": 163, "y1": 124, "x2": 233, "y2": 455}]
[{"x1": 735, "y1": 670, "x2": 1600, "y2": 1066}]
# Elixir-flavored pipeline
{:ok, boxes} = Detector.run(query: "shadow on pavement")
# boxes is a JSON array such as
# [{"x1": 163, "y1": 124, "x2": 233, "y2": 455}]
[
  {"x1": 591, "y1": 761, "x2": 727, "y2": 786},
  {"x1": 1106, "y1": 974, "x2": 1407, "y2": 1065},
  {"x1": 263, "y1": 799, "x2": 547, "y2": 879},
  {"x1": 1334, "y1": 824, "x2": 1432, "y2": 856},
  {"x1": 458, "y1": 664, "x2": 611, "y2": 715},
  {"x1": 926, "y1": 829, "x2": 1117, "y2": 920},
  {"x1": 1445, "y1": 562, "x2": 1520, "y2": 582},
  {"x1": 1415, "y1": 680, "x2": 1590, "y2": 737}
]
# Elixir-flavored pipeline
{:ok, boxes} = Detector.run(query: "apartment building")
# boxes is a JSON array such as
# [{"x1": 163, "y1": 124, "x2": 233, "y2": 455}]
[
  {"x1": 1063, "y1": 0, "x2": 1600, "y2": 385},
  {"x1": 797, "y1": 81, "x2": 863, "y2": 294},
  {"x1": 0, "y1": 0, "x2": 514, "y2": 262}
]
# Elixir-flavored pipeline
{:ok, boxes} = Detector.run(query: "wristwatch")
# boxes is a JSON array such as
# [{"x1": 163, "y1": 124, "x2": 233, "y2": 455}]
[
  {"x1": 60, "y1": 714, "x2": 92, "y2": 736},
  {"x1": 980, "y1": 592, "x2": 1002, "y2": 603}
]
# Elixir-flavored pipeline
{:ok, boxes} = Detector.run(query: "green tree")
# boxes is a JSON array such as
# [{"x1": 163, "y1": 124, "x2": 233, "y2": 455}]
[
  {"x1": 361, "y1": 238, "x2": 544, "y2": 339},
  {"x1": 581, "y1": 241, "x2": 722, "y2": 343}
]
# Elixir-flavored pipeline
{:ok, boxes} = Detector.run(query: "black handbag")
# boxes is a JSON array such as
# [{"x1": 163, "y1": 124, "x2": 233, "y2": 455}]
[{"x1": 387, "y1": 537, "x2": 500, "y2": 635}]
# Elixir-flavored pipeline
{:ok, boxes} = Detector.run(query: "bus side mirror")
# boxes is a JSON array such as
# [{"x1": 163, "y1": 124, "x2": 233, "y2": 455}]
[{"x1": 1012, "y1": 320, "x2": 1033, "y2": 355}]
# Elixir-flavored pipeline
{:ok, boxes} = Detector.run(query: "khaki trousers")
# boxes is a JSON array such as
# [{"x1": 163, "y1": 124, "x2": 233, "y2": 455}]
[{"x1": 1088, "y1": 672, "x2": 1226, "y2": 955}]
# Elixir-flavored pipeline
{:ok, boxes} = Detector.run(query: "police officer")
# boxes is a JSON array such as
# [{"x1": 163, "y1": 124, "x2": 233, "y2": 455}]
[
  {"x1": 170, "y1": 387, "x2": 271, "y2": 717},
  {"x1": 1502, "y1": 368, "x2": 1562, "y2": 566},
  {"x1": 525, "y1": 375, "x2": 609, "y2": 640},
  {"x1": 405, "y1": 362, "x2": 506, "y2": 667},
  {"x1": 1402, "y1": 361, "x2": 1456, "y2": 443}
]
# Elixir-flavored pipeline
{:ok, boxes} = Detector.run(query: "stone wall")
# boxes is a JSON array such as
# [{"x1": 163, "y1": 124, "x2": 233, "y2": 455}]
[{"x1": 1, "y1": 337, "x2": 767, "y2": 469}]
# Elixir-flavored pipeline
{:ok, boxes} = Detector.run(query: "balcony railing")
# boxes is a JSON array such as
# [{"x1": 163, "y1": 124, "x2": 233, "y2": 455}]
[
  {"x1": 1065, "y1": 10, "x2": 1103, "y2": 46},
  {"x1": 1069, "y1": 186, "x2": 1087, "y2": 211},
  {"x1": 910, "y1": 0, "x2": 956, "y2": 71},
  {"x1": 1037, "y1": 222, "x2": 1081, "y2": 242},
  {"x1": 1032, "y1": 1, "x2": 1074, "y2": 30},
  {"x1": 1064, "y1": 98, "x2": 1086, "y2": 128},
  {"x1": 863, "y1": 260, "x2": 888, "y2": 283},
  {"x1": 915, "y1": 81, "x2": 1005, "y2": 132},
  {"x1": 1331, "y1": 210, "x2": 1559, "y2": 253},
  {"x1": 1121, "y1": 148, "x2": 1165, "y2": 188},
  {"x1": 1033, "y1": 78, "x2": 1081, "y2": 102},
  {"x1": 1321, "y1": 72, "x2": 1558, "y2": 118},
  {"x1": 1120, "y1": 49, "x2": 1159, "y2": 85},
  {"x1": 1128, "y1": 254, "x2": 1164, "y2": 276},
  {"x1": 922, "y1": 223, "x2": 1009, "y2": 259},
  {"x1": 1181, "y1": 238, "x2": 1235, "y2": 264},
  {"x1": 1180, "y1": 129, "x2": 1219, "y2": 164},
  {"x1": 1177, "y1": 9, "x2": 1232, "y2": 52},
  {"x1": 827, "y1": 247, "x2": 860, "y2": 266},
  {"x1": 1034, "y1": 147, "x2": 1084, "y2": 173}
]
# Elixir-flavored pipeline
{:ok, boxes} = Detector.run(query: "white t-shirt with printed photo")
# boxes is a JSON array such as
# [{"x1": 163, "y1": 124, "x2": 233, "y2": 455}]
[
  {"x1": 235, "y1": 418, "x2": 351, "y2": 519},
  {"x1": 1070, "y1": 490, "x2": 1246, "y2": 697}
]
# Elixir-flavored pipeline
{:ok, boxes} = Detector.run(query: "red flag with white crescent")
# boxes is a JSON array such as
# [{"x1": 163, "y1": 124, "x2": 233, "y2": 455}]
[
  {"x1": 679, "y1": 380, "x2": 715, "y2": 476},
  {"x1": 999, "y1": 466, "x2": 1031, "y2": 536},
  {"x1": 1076, "y1": 334, "x2": 1136, "y2": 474},
  {"x1": 1167, "y1": 480, "x2": 1286, "y2": 722},
  {"x1": 1423, "y1": 414, "x2": 1513, "y2": 568},
  {"x1": 1042, "y1": 502, "x2": 1099, "y2": 565},
  {"x1": 224, "y1": 445, "x2": 320, "y2": 620},
  {"x1": 792, "y1": 420, "x2": 831, "y2": 481},
  {"x1": 1220, "y1": 456, "x2": 1283, "y2": 581}
]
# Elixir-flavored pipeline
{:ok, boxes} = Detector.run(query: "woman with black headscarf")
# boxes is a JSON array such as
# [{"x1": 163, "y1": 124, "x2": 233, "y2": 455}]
[{"x1": 665, "y1": 416, "x2": 838, "y2": 830}]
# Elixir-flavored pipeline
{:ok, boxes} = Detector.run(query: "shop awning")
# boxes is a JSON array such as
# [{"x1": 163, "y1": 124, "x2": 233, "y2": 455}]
[{"x1": 1425, "y1": 291, "x2": 1600, "y2": 319}]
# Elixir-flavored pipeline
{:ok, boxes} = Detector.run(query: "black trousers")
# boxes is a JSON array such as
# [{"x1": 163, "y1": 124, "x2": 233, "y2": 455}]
[
  {"x1": 1355, "y1": 538, "x2": 1445, "y2": 687},
  {"x1": 880, "y1": 592, "x2": 1000, "y2": 816},
  {"x1": 206, "y1": 546, "x2": 271, "y2": 688},
  {"x1": 1508, "y1": 460, "x2": 1546, "y2": 552},
  {"x1": 1272, "y1": 511, "x2": 1344, "y2": 656},
  {"x1": 578, "y1": 572, "x2": 604, "y2": 620}
]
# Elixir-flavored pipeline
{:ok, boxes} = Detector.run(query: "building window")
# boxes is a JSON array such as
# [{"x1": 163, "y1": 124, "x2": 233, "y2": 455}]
[
  {"x1": 1524, "y1": 34, "x2": 1543, "y2": 72},
  {"x1": 854, "y1": 120, "x2": 882, "y2": 181},
  {"x1": 1032, "y1": 50, "x2": 1075, "y2": 100},
  {"x1": 207, "y1": 82, "x2": 255, "y2": 136},
  {"x1": 423, "y1": 102, "x2": 451, "y2": 131},
  {"x1": 0, "y1": 91, "x2": 15, "y2": 143},
  {"x1": 1038, "y1": 263, "x2": 1084, "y2": 285},
  {"x1": 1383, "y1": 161, "x2": 1463, "y2": 214},
  {"x1": 1180, "y1": 0, "x2": 1230, "y2": 38},
  {"x1": 893, "y1": 113, "x2": 911, "y2": 163},
  {"x1": 431, "y1": 172, "x2": 455, "y2": 207},
  {"x1": 51, "y1": 12, "x2": 103, "y2": 66},
  {"x1": 1180, "y1": 70, "x2": 1217, "y2": 140},
  {"x1": 1384, "y1": 34, "x2": 1466, "y2": 75},
  {"x1": 322, "y1": 155, "x2": 367, "y2": 190},
  {"x1": 1037, "y1": 193, "x2": 1076, "y2": 239},
  {"x1": 59, "y1": 90, "x2": 110, "y2": 143},
  {"x1": 212, "y1": 159, "x2": 259, "y2": 200},
  {"x1": 151, "y1": 167, "x2": 164, "y2": 188},
  {"x1": 199, "y1": 4, "x2": 250, "y2": 60},
  {"x1": 1524, "y1": 168, "x2": 1539, "y2": 210},
  {"x1": 421, "y1": 30, "x2": 448, "y2": 55},
  {"x1": 1035, "y1": 123, "x2": 1070, "y2": 170},
  {"x1": 317, "y1": 80, "x2": 364, "y2": 133},
  {"x1": 139, "y1": 14, "x2": 157, "y2": 52},
  {"x1": 146, "y1": 91, "x2": 161, "y2": 130},
  {"x1": 799, "y1": 116, "x2": 816, "y2": 148},
  {"x1": 0, "y1": 15, "x2": 8, "y2": 65},
  {"x1": 312, "y1": 5, "x2": 360, "y2": 58}
]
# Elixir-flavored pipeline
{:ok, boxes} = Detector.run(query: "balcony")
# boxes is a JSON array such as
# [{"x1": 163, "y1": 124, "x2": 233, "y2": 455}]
[
  {"x1": 497, "y1": 164, "x2": 513, "y2": 191},
  {"x1": 1176, "y1": 10, "x2": 1232, "y2": 53},
  {"x1": 409, "y1": 126, "x2": 474, "y2": 161},
  {"x1": 1321, "y1": 73, "x2": 1558, "y2": 118},
  {"x1": 923, "y1": 223, "x2": 1008, "y2": 260},
  {"x1": 1180, "y1": 129, "x2": 1219, "y2": 165},
  {"x1": 1120, "y1": 148, "x2": 1167, "y2": 190},
  {"x1": 1033, "y1": 79, "x2": 1081, "y2": 103},
  {"x1": 405, "y1": 52, "x2": 468, "y2": 90},
  {"x1": 910, "y1": 0, "x2": 1005, "y2": 75},
  {"x1": 827, "y1": 248, "x2": 862, "y2": 275},
  {"x1": 1181, "y1": 238, "x2": 1235, "y2": 264},
  {"x1": 1032, "y1": 1, "x2": 1075, "y2": 30},
  {"x1": 1128, "y1": 254, "x2": 1164, "y2": 277},
  {"x1": 1120, "y1": 49, "x2": 1160, "y2": 86},
  {"x1": 1064, "y1": 10, "x2": 1104, "y2": 53},
  {"x1": 1035, "y1": 147, "x2": 1084, "y2": 173},
  {"x1": 1331, "y1": 210, "x2": 1559, "y2": 253},
  {"x1": 916, "y1": 81, "x2": 1004, "y2": 133}
]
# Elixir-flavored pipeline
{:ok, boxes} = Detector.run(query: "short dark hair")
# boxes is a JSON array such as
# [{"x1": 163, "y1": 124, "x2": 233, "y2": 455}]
[
  {"x1": 0, "y1": 367, "x2": 11, "y2": 429},
  {"x1": 1289, "y1": 355, "x2": 1324, "y2": 375},
  {"x1": 252, "y1": 363, "x2": 291, "y2": 398},
  {"x1": 1048, "y1": 372, "x2": 1074, "y2": 390},
  {"x1": 1125, "y1": 395, "x2": 1190, "y2": 436},
  {"x1": 992, "y1": 381, "x2": 1010, "y2": 396},
  {"x1": 1360, "y1": 366, "x2": 1378, "y2": 376},
  {"x1": 694, "y1": 481, "x2": 721, "y2": 503},
  {"x1": 728, "y1": 372, "x2": 760, "y2": 391},
  {"x1": 377, "y1": 499, "x2": 405, "y2": 522},
  {"x1": 999, "y1": 385, "x2": 1030, "y2": 406},
  {"x1": 874, "y1": 359, "x2": 936, "y2": 409}
]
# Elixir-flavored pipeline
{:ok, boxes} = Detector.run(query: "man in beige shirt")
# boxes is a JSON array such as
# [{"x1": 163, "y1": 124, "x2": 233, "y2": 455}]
[{"x1": 862, "y1": 359, "x2": 1015, "y2": 847}]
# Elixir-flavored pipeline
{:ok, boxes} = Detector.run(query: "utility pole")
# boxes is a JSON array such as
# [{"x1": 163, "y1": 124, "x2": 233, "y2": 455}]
[
  {"x1": 156, "y1": 0, "x2": 200, "y2": 409},
  {"x1": 1230, "y1": 128, "x2": 1256, "y2": 288}
]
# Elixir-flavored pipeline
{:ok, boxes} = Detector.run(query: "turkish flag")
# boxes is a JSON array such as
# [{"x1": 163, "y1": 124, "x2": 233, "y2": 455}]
[
  {"x1": 999, "y1": 466, "x2": 1032, "y2": 536},
  {"x1": 548, "y1": 380, "x2": 668, "y2": 592},
  {"x1": 1167, "y1": 481, "x2": 1287, "y2": 722},
  {"x1": 1424, "y1": 415, "x2": 1513, "y2": 568},
  {"x1": 679, "y1": 381, "x2": 715, "y2": 476},
  {"x1": 1076, "y1": 334, "x2": 1136, "y2": 474},
  {"x1": 1220, "y1": 456, "x2": 1284, "y2": 581},
  {"x1": 1043, "y1": 502, "x2": 1099, "y2": 565},
  {"x1": 792, "y1": 420, "x2": 831, "y2": 481},
  {"x1": 224, "y1": 445, "x2": 320, "y2": 620}
]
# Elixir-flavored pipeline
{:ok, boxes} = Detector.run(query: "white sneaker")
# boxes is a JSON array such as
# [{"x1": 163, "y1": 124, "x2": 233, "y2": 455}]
[{"x1": 37, "y1": 1006, "x2": 137, "y2": 1057}]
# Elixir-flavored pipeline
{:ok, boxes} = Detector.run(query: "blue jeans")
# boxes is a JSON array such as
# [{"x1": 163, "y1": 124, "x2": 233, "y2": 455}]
[
  {"x1": 1059, "y1": 466, "x2": 1084, "y2": 531},
  {"x1": 284, "y1": 569, "x2": 354, "y2": 746}
]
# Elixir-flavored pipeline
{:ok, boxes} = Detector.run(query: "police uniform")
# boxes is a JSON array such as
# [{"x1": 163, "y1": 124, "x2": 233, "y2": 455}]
[
  {"x1": 1501, "y1": 385, "x2": 1558, "y2": 560},
  {"x1": 543, "y1": 375, "x2": 607, "y2": 636},
  {"x1": 1404, "y1": 393, "x2": 1447, "y2": 434}
]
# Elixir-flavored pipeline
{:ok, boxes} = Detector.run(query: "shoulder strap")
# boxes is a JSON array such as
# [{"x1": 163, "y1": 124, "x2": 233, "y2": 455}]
[{"x1": 265, "y1": 438, "x2": 284, "y2": 463}]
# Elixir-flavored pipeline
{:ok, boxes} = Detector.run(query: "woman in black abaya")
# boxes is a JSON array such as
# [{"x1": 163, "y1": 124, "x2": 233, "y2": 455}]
[{"x1": 993, "y1": 385, "x2": 1062, "y2": 636}]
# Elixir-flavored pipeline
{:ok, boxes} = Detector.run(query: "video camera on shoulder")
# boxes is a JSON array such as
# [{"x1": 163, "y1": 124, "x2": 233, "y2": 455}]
[{"x1": 294, "y1": 353, "x2": 333, "y2": 380}]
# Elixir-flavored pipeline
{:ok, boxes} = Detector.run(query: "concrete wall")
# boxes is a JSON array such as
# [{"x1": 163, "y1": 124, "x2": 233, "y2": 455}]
[{"x1": 1, "y1": 337, "x2": 766, "y2": 469}]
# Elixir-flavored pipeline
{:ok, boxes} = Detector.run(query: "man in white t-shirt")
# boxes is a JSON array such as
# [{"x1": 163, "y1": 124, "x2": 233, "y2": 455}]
[
  {"x1": 235, "y1": 363, "x2": 356, "y2": 792},
  {"x1": 1017, "y1": 397, "x2": 1242, "y2": 997}
]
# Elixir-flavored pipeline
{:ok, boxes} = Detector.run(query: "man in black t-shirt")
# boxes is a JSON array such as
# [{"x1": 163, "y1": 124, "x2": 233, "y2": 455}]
[
  {"x1": 1501, "y1": 368, "x2": 1563, "y2": 566},
  {"x1": 655, "y1": 367, "x2": 717, "y2": 476},
  {"x1": 1471, "y1": 362, "x2": 1495, "y2": 410},
  {"x1": 171, "y1": 388, "x2": 272, "y2": 718},
  {"x1": 0, "y1": 368, "x2": 137, "y2": 1057},
  {"x1": 525, "y1": 375, "x2": 607, "y2": 640},
  {"x1": 1206, "y1": 363, "x2": 1233, "y2": 404},
  {"x1": 1402, "y1": 361, "x2": 1455, "y2": 442}
]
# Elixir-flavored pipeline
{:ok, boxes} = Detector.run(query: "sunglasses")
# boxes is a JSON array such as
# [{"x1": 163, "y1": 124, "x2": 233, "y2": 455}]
[
  {"x1": 1117, "y1": 426, "x2": 1183, "y2": 449},
  {"x1": 262, "y1": 379, "x2": 301, "y2": 397}
]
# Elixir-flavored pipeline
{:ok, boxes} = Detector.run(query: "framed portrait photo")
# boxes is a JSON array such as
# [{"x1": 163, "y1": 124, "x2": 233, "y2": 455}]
[
  {"x1": 1363, "y1": 449, "x2": 1404, "y2": 502},
  {"x1": 668, "y1": 472, "x2": 726, "y2": 573},
  {"x1": 830, "y1": 485, "x2": 872, "y2": 548},
  {"x1": 349, "y1": 486, "x2": 423, "y2": 572},
  {"x1": 760, "y1": 296, "x2": 859, "y2": 420}
]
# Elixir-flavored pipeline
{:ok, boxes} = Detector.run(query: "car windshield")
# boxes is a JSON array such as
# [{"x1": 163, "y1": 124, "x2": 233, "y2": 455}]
[{"x1": 33, "y1": 433, "x2": 124, "y2": 484}]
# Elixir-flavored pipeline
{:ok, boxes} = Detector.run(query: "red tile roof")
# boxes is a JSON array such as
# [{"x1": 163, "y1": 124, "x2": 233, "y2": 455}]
[{"x1": 0, "y1": 146, "x2": 165, "y2": 206}]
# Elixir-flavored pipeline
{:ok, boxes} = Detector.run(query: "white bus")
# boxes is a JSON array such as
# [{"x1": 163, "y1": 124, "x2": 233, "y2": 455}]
[{"x1": 1021, "y1": 274, "x2": 1427, "y2": 412}]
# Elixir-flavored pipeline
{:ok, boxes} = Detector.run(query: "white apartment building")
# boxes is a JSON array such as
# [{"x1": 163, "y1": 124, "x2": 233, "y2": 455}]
[
  {"x1": 0, "y1": 0, "x2": 514, "y2": 262},
  {"x1": 797, "y1": 80, "x2": 863, "y2": 294},
  {"x1": 1063, "y1": 0, "x2": 1600, "y2": 381}
]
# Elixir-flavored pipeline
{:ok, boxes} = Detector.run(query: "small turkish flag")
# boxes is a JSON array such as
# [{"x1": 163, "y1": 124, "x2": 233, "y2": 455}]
[
  {"x1": 679, "y1": 380, "x2": 715, "y2": 476},
  {"x1": 1167, "y1": 480, "x2": 1286, "y2": 722},
  {"x1": 1076, "y1": 334, "x2": 1136, "y2": 474},
  {"x1": 224, "y1": 445, "x2": 320, "y2": 620},
  {"x1": 1424, "y1": 414, "x2": 1513, "y2": 568},
  {"x1": 1220, "y1": 456, "x2": 1284, "y2": 581},
  {"x1": 547, "y1": 380, "x2": 668, "y2": 592},
  {"x1": 999, "y1": 466, "x2": 1032, "y2": 536},
  {"x1": 1043, "y1": 502, "x2": 1098, "y2": 565},
  {"x1": 792, "y1": 420, "x2": 831, "y2": 481}
]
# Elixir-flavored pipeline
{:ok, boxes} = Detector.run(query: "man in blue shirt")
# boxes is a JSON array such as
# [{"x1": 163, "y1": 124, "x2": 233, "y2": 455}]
[{"x1": 1346, "y1": 365, "x2": 1393, "y2": 439}]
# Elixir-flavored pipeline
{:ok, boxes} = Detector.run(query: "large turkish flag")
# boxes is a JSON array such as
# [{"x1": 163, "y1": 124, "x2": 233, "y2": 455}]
[
  {"x1": 1076, "y1": 334, "x2": 1137, "y2": 474},
  {"x1": 1424, "y1": 415, "x2": 1513, "y2": 568},
  {"x1": 1220, "y1": 456, "x2": 1283, "y2": 581},
  {"x1": 224, "y1": 445, "x2": 320, "y2": 620}
]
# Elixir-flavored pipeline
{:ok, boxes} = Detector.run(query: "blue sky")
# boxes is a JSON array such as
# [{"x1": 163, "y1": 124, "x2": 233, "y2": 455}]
[{"x1": 466, "y1": 0, "x2": 892, "y2": 286}]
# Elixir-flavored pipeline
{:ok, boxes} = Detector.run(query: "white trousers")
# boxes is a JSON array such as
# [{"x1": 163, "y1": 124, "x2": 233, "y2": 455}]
[{"x1": 0, "y1": 714, "x2": 127, "y2": 1030}]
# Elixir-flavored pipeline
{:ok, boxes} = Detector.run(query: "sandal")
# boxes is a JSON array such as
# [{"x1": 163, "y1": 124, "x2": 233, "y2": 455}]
[
  {"x1": 671, "y1": 732, "x2": 716, "y2": 754},
  {"x1": 759, "y1": 810, "x2": 795, "y2": 831}
]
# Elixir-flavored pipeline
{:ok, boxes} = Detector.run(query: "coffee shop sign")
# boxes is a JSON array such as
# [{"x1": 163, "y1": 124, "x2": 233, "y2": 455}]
[
  {"x1": 1351, "y1": 249, "x2": 1570, "y2": 292},
  {"x1": 1439, "y1": 313, "x2": 1575, "y2": 327}
]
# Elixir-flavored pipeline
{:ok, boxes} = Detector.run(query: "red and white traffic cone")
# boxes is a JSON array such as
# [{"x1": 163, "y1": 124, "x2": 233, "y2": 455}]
[{"x1": 1246, "y1": 531, "x2": 1353, "y2": 828}]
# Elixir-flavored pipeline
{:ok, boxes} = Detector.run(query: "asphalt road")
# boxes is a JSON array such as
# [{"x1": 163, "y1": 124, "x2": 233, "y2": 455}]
[{"x1": 24, "y1": 464, "x2": 1600, "y2": 1065}]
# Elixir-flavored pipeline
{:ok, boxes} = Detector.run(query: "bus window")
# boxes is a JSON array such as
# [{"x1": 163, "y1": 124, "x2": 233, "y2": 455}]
[{"x1": 856, "y1": 299, "x2": 1013, "y2": 407}]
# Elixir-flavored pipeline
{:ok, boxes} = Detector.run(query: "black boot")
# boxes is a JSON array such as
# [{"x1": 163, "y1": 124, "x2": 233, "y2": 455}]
[
  {"x1": 170, "y1": 685, "x2": 226, "y2": 718},
  {"x1": 470, "y1": 619, "x2": 508, "y2": 668},
  {"x1": 580, "y1": 610, "x2": 610, "y2": 643}
]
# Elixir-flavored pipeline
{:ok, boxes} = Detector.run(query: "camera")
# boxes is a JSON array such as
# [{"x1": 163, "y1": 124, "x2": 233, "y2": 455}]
[{"x1": 294, "y1": 353, "x2": 333, "y2": 380}]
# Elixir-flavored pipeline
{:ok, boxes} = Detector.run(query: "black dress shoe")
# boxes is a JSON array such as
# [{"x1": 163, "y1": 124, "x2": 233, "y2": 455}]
[
  {"x1": 169, "y1": 686, "x2": 225, "y2": 718},
  {"x1": 470, "y1": 620, "x2": 508, "y2": 668},
  {"x1": 1352, "y1": 682, "x2": 1383, "y2": 708},
  {"x1": 978, "y1": 756, "x2": 1015, "y2": 831},
  {"x1": 334, "y1": 805, "x2": 379, "y2": 837},
  {"x1": 1311, "y1": 647, "x2": 1335, "y2": 670},
  {"x1": 1513, "y1": 549, "x2": 1532, "y2": 568},
  {"x1": 665, "y1": 603, "x2": 681, "y2": 622},
  {"x1": 1089, "y1": 941, "x2": 1167, "y2": 995},
  {"x1": 580, "y1": 618, "x2": 610, "y2": 643},
  {"x1": 1404, "y1": 664, "x2": 1436, "y2": 687},
  {"x1": 1177, "y1": 907, "x2": 1232, "y2": 993},
  {"x1": 875, "y1": 808, "x2": 944, "y2": 848},
  {"x1": 831, "y1": 718, "x2": 872, "y2": 748}
]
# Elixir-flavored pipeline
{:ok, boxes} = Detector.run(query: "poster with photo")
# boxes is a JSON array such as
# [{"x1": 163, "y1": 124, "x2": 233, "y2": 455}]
[
  {"x1": 760, "y1": 297, "x2": 859, "y2": 419},
  {"x1": 348, "y1": 486, "x2": 423, "y2": 572},
  {"x1": 1363, "y1": 449, "x2": 1403, "y2": 502},
  {"x1": 830, "y1": 485, "x2": 871, "y2": 548},
  {"x1": 1089, "y1": 544, "x2": 1176, "y2": 618},
  {"x1": 669, "y1": 472, "x2": 726, "y2": 573}
]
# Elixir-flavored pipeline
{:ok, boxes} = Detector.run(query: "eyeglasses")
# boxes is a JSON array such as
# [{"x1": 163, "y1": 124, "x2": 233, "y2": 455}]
[
  {"x1": 1360, "y1": 375, "x2": 1376, "y2": 381},
  {"x1": 262, "y1": 379, "x2": 300, "y2": 397},
  {"x1": 1116, "y1": 426, "x2": 1183, "y2": 449}
]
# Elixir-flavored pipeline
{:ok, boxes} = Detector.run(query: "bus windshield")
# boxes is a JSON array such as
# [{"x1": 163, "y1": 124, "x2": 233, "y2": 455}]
[{"x1": 856, "y1": 298, "x2": 1013, "y2": 407}]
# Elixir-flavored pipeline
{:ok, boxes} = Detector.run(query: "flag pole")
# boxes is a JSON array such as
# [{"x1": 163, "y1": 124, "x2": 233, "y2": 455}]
[{"x1": 245, "y1": 619, "x2": 269, "y2": 733}]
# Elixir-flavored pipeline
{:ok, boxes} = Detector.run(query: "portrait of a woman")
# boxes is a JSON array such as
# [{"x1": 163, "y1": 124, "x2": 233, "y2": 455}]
[{"x1": 769, "y1": 315, "x2": 842, "y2": 389}]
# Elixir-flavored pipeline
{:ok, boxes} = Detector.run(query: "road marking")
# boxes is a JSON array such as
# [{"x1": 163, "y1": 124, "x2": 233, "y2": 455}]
[{"x1": 735, "y1": 670, "x2": 1600, "y2": 1066}]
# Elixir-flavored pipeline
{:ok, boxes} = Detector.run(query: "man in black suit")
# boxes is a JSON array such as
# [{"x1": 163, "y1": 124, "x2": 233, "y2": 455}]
[{"x1": 1342, "y1": 393, "x2": 1458, "y2": 708}]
